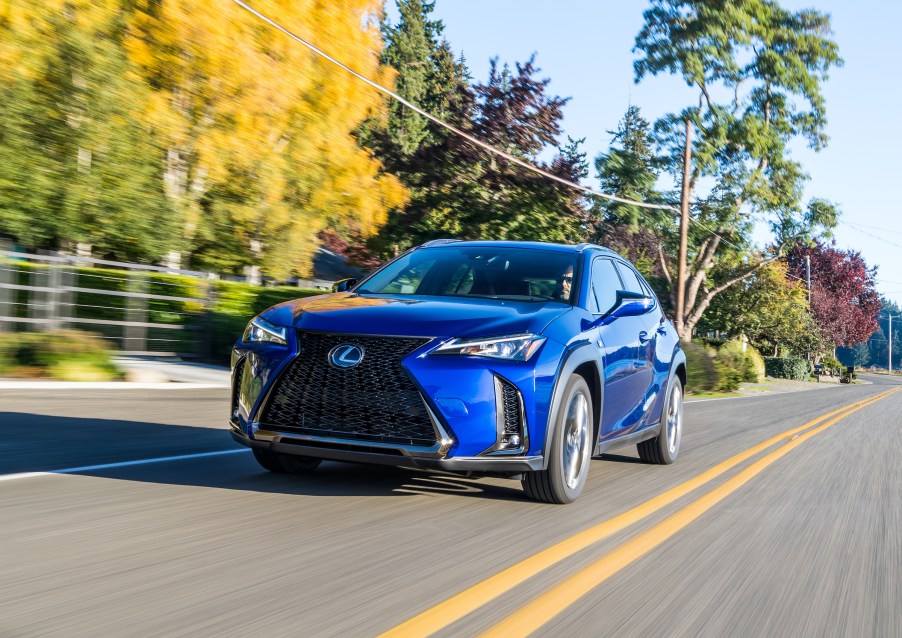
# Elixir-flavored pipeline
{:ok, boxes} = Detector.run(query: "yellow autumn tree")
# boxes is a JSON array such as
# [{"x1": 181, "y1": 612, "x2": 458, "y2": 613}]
[{"x1": 126, "y1": 0, "x2": 406, "y2": 278}]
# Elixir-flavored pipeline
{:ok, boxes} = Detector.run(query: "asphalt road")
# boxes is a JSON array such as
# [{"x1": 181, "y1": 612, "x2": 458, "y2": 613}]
[{"x1": 1, "y1": 374, "x2": 900, "y2": 637}]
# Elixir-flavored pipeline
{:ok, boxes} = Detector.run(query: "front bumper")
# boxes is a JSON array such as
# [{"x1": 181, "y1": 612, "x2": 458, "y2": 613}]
[{"x1": 230, "y1": 426, "x2": 544, "y2": 475}]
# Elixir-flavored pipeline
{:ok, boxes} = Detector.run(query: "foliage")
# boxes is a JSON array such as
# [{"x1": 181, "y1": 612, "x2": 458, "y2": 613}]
[
  {"x1": 698, "y1": 261, "x2": 826, "y2": 357},
  {"x1": 0, "y1": 1, "x2": 406, "y2": 277},
  {"x1": 0, "y1": 330, "x2": 122, "y2": 380},
  {"x1": 837, "y1": 297, "x2": 900, "y2": 369},
  {"x1": 745, "y1": 345, "x2": 766, "y2": 383},
  {"x1": 786, "y1": 240, "x2": 880, "y2": 348},
  {"x1": 353, "y1": 2, "x2": 589, "y2": 261},
  {"x1": 592, "y1": 106, "x2": 671, "y2": 301},
  {"x1": 682, "y1": 341, "x2": 718, "y2": 392},
  {"x1": 0, "y1": 0, "x2": 178, "y2": 260},
  {"x1": 717, "y1": 339, "x2": 764, "y2": 385},
  {"x1": 633, "y1": 0, "x2": 843, "y2": 340},
  {"x1": 126, "y1": 0, "x2": 407, "y2": 278},
  {"x1": 763, "y1": 357, "x2": 809, "y2": 381}
]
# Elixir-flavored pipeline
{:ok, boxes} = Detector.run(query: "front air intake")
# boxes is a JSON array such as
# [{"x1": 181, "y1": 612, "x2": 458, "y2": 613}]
[{"x1": 491, "y1": 375, "x2": 527, "y2": 453}]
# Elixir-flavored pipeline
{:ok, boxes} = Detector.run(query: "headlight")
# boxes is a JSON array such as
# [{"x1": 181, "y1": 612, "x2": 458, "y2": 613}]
[
  {"x1": 243, "y1": 316, "x2": 287, "y2": 345},
  {"x1": 433, "y1": 333, "x2": 546, "y2": 361}
]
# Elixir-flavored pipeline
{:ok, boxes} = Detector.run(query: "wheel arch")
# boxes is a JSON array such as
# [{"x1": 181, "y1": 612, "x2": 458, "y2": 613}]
[
  {"x1": 541, "y1": 344, "x2": 603, "y2": 470},
  {"x1": 660, "y1": 348, "x2": 687, "y2": 423}
]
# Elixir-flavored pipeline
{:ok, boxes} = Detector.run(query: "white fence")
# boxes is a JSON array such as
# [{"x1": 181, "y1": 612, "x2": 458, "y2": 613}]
[{"x1": 0, "y1": 250, "x2": 210, "y2": 357}]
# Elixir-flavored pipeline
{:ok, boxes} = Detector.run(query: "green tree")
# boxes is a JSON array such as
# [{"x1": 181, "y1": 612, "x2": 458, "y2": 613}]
[
  {"x1": 334, "y1": 3, "x2": 592, "y2": 264},
  {"x1": 0, "y1": 1, "x2": 178, "y2": 260},
  {"x1": 592, "y1": 105, "x2": 673, "y2": 296},
  {"x1": 698, "y1": 261, "x2": 826, "y2": 357},
  {"x1": 634, "y1": 0, "x2": 842, "y2": 340}
]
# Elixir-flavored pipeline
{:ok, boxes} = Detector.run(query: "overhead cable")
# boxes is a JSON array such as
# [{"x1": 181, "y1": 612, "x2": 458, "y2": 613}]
[
  {"x1": 231, "y1": 0, "x2": 676, "y2": 213},
  {"x1": 230, "y1": 0, "x2": 838, "y2": 289}
]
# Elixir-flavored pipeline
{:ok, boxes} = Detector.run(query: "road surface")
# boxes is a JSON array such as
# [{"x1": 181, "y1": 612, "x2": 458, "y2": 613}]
[{"x1": 1, "y1": 374, "x2": 900, "y2": 637}]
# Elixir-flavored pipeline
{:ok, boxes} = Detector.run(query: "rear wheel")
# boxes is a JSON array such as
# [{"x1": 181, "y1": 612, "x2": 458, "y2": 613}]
[
  {"x1": 637, "y1": 375, "x2": 683, "y2": 464},
  {"x1": 252, "y1": 448, "x2": 321, "y2": 474},
  {"x1": 522, "y1": 376, "x2": 593, "y2": 504}
]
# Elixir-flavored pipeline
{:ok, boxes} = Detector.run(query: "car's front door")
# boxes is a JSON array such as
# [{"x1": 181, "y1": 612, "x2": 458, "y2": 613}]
[{"x1": 588, "y1": 257, "x2": 646, "y2": 442}]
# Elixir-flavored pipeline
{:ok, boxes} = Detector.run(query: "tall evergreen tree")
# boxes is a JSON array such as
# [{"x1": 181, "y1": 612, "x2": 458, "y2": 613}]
[
  {"x1": 592, "y1": 105, "x2": 670, "y2": 290},
  {"x1": 356, "y1": 3, "x2": 589, "y2": 263}
]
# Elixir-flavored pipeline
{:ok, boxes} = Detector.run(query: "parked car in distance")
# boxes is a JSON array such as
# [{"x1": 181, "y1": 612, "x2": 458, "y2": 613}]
[{"x1": 229, "y1": 240, "x2": 686, "y2": 503}]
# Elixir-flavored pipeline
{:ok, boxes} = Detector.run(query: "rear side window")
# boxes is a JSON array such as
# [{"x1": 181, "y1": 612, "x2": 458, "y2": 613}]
[
  {"x1": 590, "y1": 258, "x2": 622, "y2": 314},
  {"x1": 615, "y1": 262, "x2": 645, "y2": 295}
]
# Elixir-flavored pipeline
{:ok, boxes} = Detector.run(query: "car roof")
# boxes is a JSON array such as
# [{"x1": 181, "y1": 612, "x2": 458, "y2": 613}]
[{"x1": 418, "y1": 239, "x2": 621, "y2": 258}]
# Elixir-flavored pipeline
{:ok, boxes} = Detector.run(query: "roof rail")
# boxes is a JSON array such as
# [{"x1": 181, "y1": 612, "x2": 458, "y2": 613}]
[
  {"x1": 420, "y1": 238, "x2": 462, "y2": 248},
  {"x1": 575, "y1": 242, "x2": 611, "y2": 252}
]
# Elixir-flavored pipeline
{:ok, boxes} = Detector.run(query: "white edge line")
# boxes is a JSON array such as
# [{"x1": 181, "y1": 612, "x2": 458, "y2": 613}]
[
  {"x1": 0, "y1": 382, "x2": 228, "y2": 390},
  {"x1": 0, "y1": 449, "x2": 251, "y2": 482}
]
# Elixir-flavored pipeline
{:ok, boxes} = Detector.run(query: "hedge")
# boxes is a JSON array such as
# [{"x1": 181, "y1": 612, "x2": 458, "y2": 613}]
[
  {"x1": 0, "y1": 330, "x2": 123, "y2": 380},
  {"x1": 763, "y1": 357, "x2": 809, "y2": 380}
]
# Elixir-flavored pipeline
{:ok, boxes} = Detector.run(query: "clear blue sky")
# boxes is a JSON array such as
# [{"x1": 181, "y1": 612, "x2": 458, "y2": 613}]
[{"x1": 392, "y1": 0, "x2": 902, "y2": 309}]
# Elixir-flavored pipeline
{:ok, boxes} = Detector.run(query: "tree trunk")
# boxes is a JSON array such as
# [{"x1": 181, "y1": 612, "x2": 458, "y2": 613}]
[{"x1": 675, "y1": 119, "x2": 693, "y2": 341}]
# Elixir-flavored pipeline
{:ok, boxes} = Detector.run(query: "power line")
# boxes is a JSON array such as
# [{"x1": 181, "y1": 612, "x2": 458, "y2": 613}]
[
  {"x1": 231, "y1": 0, "x2": 675, "y2": 214},
  {"x1": 839, "y1": 221, "x2": 902, "y2": 250},
  {"x1": 229, "y1": 0, "x2": 837, "y2": 291},
  {"x1": 843, "y1": 220, "x2": 902, "y2": 236}
]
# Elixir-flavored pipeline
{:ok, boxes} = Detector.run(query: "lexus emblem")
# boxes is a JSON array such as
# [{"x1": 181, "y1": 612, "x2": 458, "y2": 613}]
[{"x1": 329, "y1": 343, "x2": 365, "y2": 368}]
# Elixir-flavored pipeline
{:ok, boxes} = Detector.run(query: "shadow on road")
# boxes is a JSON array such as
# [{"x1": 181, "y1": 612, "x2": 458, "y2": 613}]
[{"x1": 0, "y1": 412, "x2": 529, "y2": 501}]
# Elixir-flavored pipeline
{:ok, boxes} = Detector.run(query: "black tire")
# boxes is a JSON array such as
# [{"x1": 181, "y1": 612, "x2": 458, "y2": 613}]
[
  {"x1": 637, "y1": 375, "x2": 683, "y2": 464},
  {"x1": 252, "y1": 448, "x2": 322, "y2": 474},
  {"x1": 522, "y1": 376, "x2": 593, "y2": 504}
]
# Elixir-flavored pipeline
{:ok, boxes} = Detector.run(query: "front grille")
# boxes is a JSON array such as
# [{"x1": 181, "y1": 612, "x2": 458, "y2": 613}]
[
  {"x1": 260, "y1": 332, "x2": 436, "y2": 446},
  {"x1": 231, "y1": 357, "x2": 245, "y2": 417},
  {"x1": 498, "y1": 377, "x2": 523, "y2": 435}
]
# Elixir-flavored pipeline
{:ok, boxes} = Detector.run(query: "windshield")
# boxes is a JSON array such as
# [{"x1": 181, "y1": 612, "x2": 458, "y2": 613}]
[{"x1": 356, "y1": 246, "x2": 578, "y2": 303}]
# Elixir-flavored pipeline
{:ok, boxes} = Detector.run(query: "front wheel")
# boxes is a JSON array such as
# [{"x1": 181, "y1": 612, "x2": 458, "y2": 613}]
[
  {"x1": 253, "y1": 448, "x2": 321, "y2": 474},
  {"x1": 522, "y1": 376, "x2": 593, "y2": 504},
  {"x1": 637, "y1": 375, "x2": 683, "y2": 464}
]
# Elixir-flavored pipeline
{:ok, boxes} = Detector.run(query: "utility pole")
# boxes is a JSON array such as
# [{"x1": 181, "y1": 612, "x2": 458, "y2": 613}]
[
  {"x1": 675, "y1": 119, "x2": 693, "y2": 340},
  {"x1": 890, "y1": 313, "x2": 893, "y2": 373}
]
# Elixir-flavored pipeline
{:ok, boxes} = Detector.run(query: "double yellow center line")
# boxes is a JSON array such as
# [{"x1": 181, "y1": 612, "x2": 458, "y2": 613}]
[{"x1": 380, "y1": 387, "x2": 900, "y2": 638}]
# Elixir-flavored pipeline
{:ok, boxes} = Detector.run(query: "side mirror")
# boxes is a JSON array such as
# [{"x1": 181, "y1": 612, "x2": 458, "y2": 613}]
[
  {"x1": 331, "y1": 278, "x2": 358, "y2": 293},
  {"x1": 609, "y1": 290, "x2": 653, "y2": 319}
]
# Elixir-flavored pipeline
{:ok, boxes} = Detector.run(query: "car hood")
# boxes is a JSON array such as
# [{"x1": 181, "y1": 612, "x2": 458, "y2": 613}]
[{"x1": 261, "y1": 293, "x2": 572, "y2": 339}]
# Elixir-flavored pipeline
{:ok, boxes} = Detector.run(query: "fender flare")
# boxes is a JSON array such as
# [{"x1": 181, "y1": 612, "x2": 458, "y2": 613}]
[
  {"x1": 540, "y1": 343, "x2": 604, "y2": 470},
  {"x1": 658, "y1": 348, "x2": 688, "y2": 424}
]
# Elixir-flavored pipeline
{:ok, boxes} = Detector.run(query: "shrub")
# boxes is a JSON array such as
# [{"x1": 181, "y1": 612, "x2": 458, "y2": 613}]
[
  {"x1": 745, "y1": 345, "x2": 766, "y2": 382},
  {"x1": 683, "y1": 341, "x2": 718, "y2": 392},
  {"x1": 764, "y1": 357, "x2": 809, "y2": 380},
  {"x1": 0, "y1": 330, "x2": 123, "y2": 380},
  {"x1": 712, "y1": 340, "x2": 746, "y2": 391}
]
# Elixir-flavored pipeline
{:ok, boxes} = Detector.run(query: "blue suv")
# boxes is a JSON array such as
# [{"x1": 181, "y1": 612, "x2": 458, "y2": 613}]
[{"x1": 230, "y1": 240, "x2": 686, "y2": 503}]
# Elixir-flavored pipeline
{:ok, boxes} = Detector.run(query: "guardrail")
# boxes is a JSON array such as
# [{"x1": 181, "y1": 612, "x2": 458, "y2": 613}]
[{"x1": 0, "y1": 250, "x2": 210, "y2": 357}]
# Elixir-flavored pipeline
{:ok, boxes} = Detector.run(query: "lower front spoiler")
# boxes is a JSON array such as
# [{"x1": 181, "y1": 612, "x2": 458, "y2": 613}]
[{"x1": 230, "y1": 429, "x2": 543, "y2": 475}]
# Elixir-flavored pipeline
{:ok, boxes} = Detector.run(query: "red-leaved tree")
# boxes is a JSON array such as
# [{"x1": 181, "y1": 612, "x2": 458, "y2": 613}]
[{"x1": 786, "y1": 241, "x2": 881, "y2": 348}]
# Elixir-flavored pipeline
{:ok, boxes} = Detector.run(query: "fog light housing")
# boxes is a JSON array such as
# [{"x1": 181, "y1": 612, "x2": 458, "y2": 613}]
[{"x1": 486, "y1": 375, "x2": 528, "y2": 455}]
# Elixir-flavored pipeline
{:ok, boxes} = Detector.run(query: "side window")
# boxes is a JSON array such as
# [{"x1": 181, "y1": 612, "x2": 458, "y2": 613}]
[
  {"x1": 615, "y1": 262, "x2": 645, "y2": 295},
  {"x1": 638, "y1": 274, "x2": 654, "y2": 298},
  {"x1": 590, "y1": 258, "x2": 622, "y2": 314}
]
